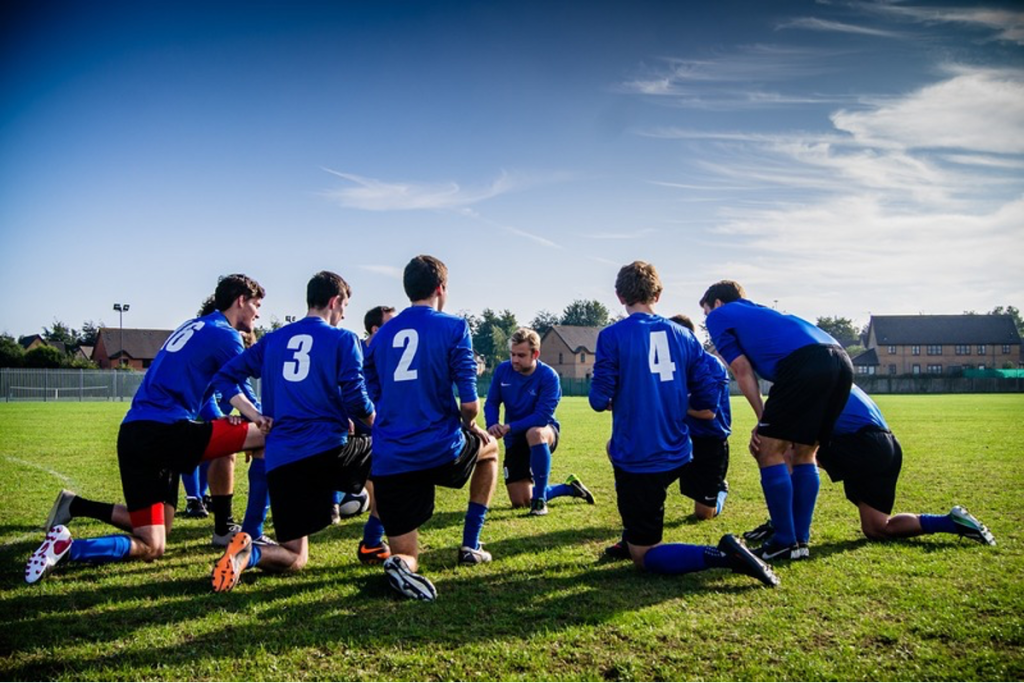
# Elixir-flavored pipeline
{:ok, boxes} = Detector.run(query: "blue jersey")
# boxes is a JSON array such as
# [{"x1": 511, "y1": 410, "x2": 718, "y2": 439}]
[
  {"x1": 484, "y1": 360, "x2": 561, "y2": 438},
  {"x1": 124, "y1": 311, "x2": 243, "y2": 425},
  {"x1": 198, "y1": 380, "x2": 260, "y2": 422},
  {"x1": 589, "y1": 312, "x2": 718, "y2": 473},
  {"x1": 705, "y1": 299, "x2": 837, "y2": 382},
  {"x1": 684, "y1": 353, "x2": 732, "y2": 439},
  {"x1": 352, "y1": 338, "x2": 374, "y2": 436},
  {"x1": 365, "y1": 305, "x2": 477, "y2": 476},
  {"x1": 833, "y1": 385, "x2": 889, "y2": 435},
  {"x1": 213, "y1": 316, "x2": 373, "y2": 473}
]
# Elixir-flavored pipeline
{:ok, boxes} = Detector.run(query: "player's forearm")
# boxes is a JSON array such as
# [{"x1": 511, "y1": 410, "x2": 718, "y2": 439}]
[
  {"x1": 229, "y1": 393, "x2": 263, "y2": 423},
  {"x1": 460, "y1": 400, "x2": 481, "y2": 428}
]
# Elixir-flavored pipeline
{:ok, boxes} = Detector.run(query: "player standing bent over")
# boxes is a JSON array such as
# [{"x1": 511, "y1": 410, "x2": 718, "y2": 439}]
[
  {"x1": 590, "y1": 262, "x2": 777, "y2": 587},
  {"x1": 27, "y1": 275, "x2": 268, "y2": 584},
  {"x1": 366, "y1": 255, "x2": 499, "y2": 601},
  {"x1": 485, "y1": 327, "x2": 595, "y2": 516},
  {"x1": 209, "y1": 271, "x2": 382, "y2": 592},
  {"x1": 701, "y1": 280, "x2": 853, "y2": 561},
  {"x1": 744, "y1": 385, "x2": 996, "y2": 546}
]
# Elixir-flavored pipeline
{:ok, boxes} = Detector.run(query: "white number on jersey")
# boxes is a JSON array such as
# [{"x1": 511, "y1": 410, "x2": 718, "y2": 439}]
[
  {"x1": 164, "y1": 321, "x2": 206, "y2": 353},
  {"x1": 393, "y1": 329, "x2": 419, "y2": 382},
  {"x1": 283, "y1": 334, "x2": 313, "y2": 382},
  {"x1": 649, "y1": 330, "x2": 677, "y2": 382}
]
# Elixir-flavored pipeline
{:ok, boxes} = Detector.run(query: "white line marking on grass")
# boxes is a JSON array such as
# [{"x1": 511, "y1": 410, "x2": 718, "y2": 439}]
[{"x1": 2, "y1": 455, "x2": 77, "y2": 488}]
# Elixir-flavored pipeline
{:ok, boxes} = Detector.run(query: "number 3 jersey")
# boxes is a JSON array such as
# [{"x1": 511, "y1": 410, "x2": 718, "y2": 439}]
[
  {"x1": 124, "y1": 311, "x2": 244, "y2": 425},
  {"x1": 589, "y1": 312, "x2": 718, "y2": 473},
  {"x1": 364, "y1": 305, "x2": 478, "y2": 476},
  {"x1": 212, "y1": 316, "x2": 374, "y2": 472}
]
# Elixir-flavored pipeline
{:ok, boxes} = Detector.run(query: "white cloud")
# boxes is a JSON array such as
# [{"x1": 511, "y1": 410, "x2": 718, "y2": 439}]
[
  {"x1": 778, "y1": 17, "x2": 903, "y2": 38},
  {"x1": 358, "y1": 265, "x2": 403, "y2": 279},
  {"x1": 831, "y1": 68, "x2": 1024, "y2": 154},
  {"x1": 874, "y1": 4, "x2": 1024, "y2": 46},
  {"x1": 321, "y1": 169, "x2": 515, "y2": 211}
]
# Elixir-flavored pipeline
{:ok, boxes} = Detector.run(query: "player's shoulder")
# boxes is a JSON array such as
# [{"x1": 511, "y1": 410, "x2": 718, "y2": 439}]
[{"x1": 535, "y1": 360, "x2": 559, "y2": 380}]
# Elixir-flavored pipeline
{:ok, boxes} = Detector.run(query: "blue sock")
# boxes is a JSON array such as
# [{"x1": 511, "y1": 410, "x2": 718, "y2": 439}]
[
  {"x1": 791, "y1": 464, "x2": 820, "y2": 544},
  {"x1": 332, "y1": 490, "x2": 343, "y2": 505},
  {"x1": 199, "y1": 461, "x2": 210, "y2": 498},
  {"x1": 462, "y1": 502, "x2": 488, "y2": 550},
  {"x1": 68, "y1": 535, "x2": 131, "y2": 563},
  {"x1": 181, "y1": 467, "x2": 201, "y2": 499},
  {"x1": 920, "y1": 513, "x2": 958, "y2": 535},
  {"x1": 643, "y1": 543, "x2": 709, "y2": 574},
  {"x1": 362, "y1": 515, "x2": 386, "y2": 547},
  {"x1": 248, "y1": 543, "x2": 262, "y2": 570},
  {"x1": 545, "y1": 483, "x2": 574, "y2": 500},
  {"x1": 242, "y1": 458, "x2": 269, "y2": 538},
  {"x1": 715, "y1": 489, "x2": 728, "y2": 516},
  {"x1": 530, "y1": 443, "x2": 552, "y2": 501},
  {"x1": 760, "y1": 464, "x2": 796, "y2": 546}
]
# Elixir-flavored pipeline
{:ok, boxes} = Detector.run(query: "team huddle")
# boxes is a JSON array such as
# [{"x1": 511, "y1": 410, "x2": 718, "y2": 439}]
[{"x1": 24, "y1": 257, "x2": 995, "y2": 600}]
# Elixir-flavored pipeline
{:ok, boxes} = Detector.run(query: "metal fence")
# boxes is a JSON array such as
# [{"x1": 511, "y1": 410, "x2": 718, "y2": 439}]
[{"x1": 1, "y1": 368, "x2": 146, "y2": 402}]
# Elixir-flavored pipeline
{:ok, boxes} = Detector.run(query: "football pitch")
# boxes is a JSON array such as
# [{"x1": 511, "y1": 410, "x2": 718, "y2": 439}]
[{"x1": 1, "y1": 395, "x2": 1022, "y2": 681}]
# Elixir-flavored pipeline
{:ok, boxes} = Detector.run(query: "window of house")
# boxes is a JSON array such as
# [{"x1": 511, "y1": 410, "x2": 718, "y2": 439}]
[
  {"x1": 1002, "y1": 345, "x2": 1011, "y2": 354},
  {"x1": 977, "y1": 344, "x2": 987, "y2": 355},
  {"x1": 558, "y1": 352, "x2": 563, "y2": 365},
  {"x1": 912, "y1": 364, "x2": 921, "y2": 374},
  {"x1": 978, "y1": 363, "x2": 986, "y2": 371},
  {"x1": 888, "y1": 364, "x2": 896, "y2": 375},
  {"x1": 857, "y1": 366, "x2": 869, "y2": 374},
  {"x1": 580, "y1": 352, "x2": 586, "y2": 363},
  {"x1": 868, "y1": 366, "x2": 876, "y2": 375},
  {"x1": 927, "y1": 364, "x2": 943, "y2": 374},
  {"x1": 912, "y1": 345, "x2": 920, "y2": 356},
  {"x1": 962, "y1": 364, "x2": 972, "y2": 370},
  {"x1": 927, "y1": 345, "x2": 942, "y2": 355},
  {"x1": 887, "y1": 345, "x2": 896, "y2": 354},
  {"x1": 955, "y1": 345, "x2": 969, "y2": 355}
]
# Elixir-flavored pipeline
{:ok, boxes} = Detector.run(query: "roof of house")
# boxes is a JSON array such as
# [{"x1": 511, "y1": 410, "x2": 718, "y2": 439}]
[
  {"x1": 851, "y1": 348, "x2": 879, "y2": 366},
  {"x1": 96, "y1": 328, "x2": 174, "y2": 360},
  {"x1": 543, "y1": 325, "x2": 600, "y2": 354},
  {"x1": 18, "y1": 334, "x2": 43, "y2": 349},
  {"x1": 870, "y1": 315, "x2": 1021, "y2": 345}
]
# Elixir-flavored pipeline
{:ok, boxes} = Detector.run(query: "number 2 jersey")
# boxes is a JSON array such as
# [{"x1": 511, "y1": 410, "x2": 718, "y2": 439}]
[
  {"x1": 124, "y1": 311, "x2": 244, "y2": 425},
  {"x1": 212, "y1": 316, "x2": 374, "y2": 472},
  {"x1": 365, "y1": 305, "x2": 478, "y2": 476},
  {"x1": 589, "y1": 312, "x2": 718, "y2": 473}
]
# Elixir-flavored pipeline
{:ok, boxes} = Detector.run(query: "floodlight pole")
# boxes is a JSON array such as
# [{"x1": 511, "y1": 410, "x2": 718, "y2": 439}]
[{"x1": 113, "y1": 303, "x2": 130, "y2": 369}]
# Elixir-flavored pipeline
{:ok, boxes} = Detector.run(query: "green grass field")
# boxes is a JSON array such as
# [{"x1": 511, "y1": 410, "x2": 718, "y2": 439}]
[{"x1": 1, "y1": 395, "x2": 1023, "y2": 681}]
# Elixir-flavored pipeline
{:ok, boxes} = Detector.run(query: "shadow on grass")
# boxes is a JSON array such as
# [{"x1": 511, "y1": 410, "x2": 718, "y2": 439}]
[{"x1": 1, "y1": 524, "x2": 777, "y2": 679}]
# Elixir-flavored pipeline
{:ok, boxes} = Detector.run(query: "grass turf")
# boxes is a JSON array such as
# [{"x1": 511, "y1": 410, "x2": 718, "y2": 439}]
[{"x1": 0, "y1": 395, "x2": 1022, "y2": 680}]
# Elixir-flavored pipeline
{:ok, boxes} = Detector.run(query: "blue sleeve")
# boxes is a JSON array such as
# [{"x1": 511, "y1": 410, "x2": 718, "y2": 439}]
[
  {"x1": 484, "y1": 365, "x2": 502, "y2": 426},
  {"x1": 450, "y1": 319, "x2": 478, "y2": 403},
  {"x1": 706, "y1": 309, "x2": 744, "y2": 366},
  {"x1": 364, "y1": 336, "x2": 381, "y2": 405},
  {"x1": 198, "y1": 391, "x2": 223, "y2": 421},
  {"x1": 241, "y1": 379, "x2": 261, "y2": 413},
  {"x1": 212, "y1": 338, "x2": 265, "y2": 405},
  {"x1": 589, "y1": 327, "x2": 617, "y2": 412},
  {"x1": 338, "y1": 333, "x2": 374, "y2": 420},
  {"x1": 685, "y1": 340, "x2": 718, "y2": 413}
]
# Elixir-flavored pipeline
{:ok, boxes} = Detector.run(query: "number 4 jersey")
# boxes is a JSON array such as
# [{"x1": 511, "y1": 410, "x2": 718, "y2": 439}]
[
  {"x1": 124, "y1": 311, "x2": 245, "y2": 425},
  {"x1": 589, "y1": 312, "x2": 718, "y2": 473},
  {"x1": 212, "y1": 316, "x2": 374, "y2": 472},
  {"x1": 364, "y1": 305, "x2": 478, "y2": 476}
]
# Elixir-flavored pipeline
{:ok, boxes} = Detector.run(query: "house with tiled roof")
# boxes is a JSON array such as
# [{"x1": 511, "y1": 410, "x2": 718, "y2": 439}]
[
  {"x1": 93, "y1": 328, "x2": 173, "y2": 370},
  {"x1": 864, "y1": 314, "x2": 1021, "y2": 375},
  {"x1": 539, "y1": 325, "x2": 600, "y2": 379}
]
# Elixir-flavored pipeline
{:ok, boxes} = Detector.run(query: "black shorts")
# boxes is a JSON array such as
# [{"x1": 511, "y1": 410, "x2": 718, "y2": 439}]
[
  {"x1": 265, "y1": 436, "x2": 373, "y2": 543},
  {"x1": 678, "y1": 437, "x2": 730, "y2": 505},
  {"x1": 373, "y1": 429, "x2": 484, "y2": 538},
  {"x1": 817, "y1": 428, "x2": 902, "y2": 515},
  {"x1": 759, "y1": 344, "x2": 853, "y2": 446},
  {"x1": 117, "y1": 419, "x2": 214, "y2": 513},
  {"x1": 614, "y1": 463, "x2": 688, "y2": 547},
  {"x1": 503, "y1": 424, "x2": 560, "y2": 483}
]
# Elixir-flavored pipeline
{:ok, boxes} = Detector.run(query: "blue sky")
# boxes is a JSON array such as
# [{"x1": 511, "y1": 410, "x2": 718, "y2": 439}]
[{"x1": 2, "y1": 0, "x2": 1022, "y2": 340}]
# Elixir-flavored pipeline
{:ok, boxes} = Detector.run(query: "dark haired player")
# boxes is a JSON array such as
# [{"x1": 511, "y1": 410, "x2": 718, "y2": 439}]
[
  {"x1": 485, "y1": 327, "x2": 594, "y2": 516},
  {"x1": 27, "y1": 275, "x2": 268, "y2": 584},
  {"x1": 366, "y1": 254, "x2": 499, "y2": 601},
  {"x1": 590, "y1": 261, "x2": 777, "y2": 587},
  {"x1": 701, "y1": 280, "x2": 853, "y2": 561},
  {"x1": 745, "y1": 385, "x2": 996, "y2": 547},
  {"x1": 209, "y1": 271, "x2": 381, "y2": 592}
]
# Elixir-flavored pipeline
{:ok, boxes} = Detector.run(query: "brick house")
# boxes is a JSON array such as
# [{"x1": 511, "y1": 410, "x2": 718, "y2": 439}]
[
  {"x1": 859, "y1": 315, "x2": 1022, "y2": 375},
  {"x1": 539, "y1": 325, "x2": 600, "y2": 379},
  {"x1": 93, "y1": 328, "x2": 173, "y2": 370}
]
